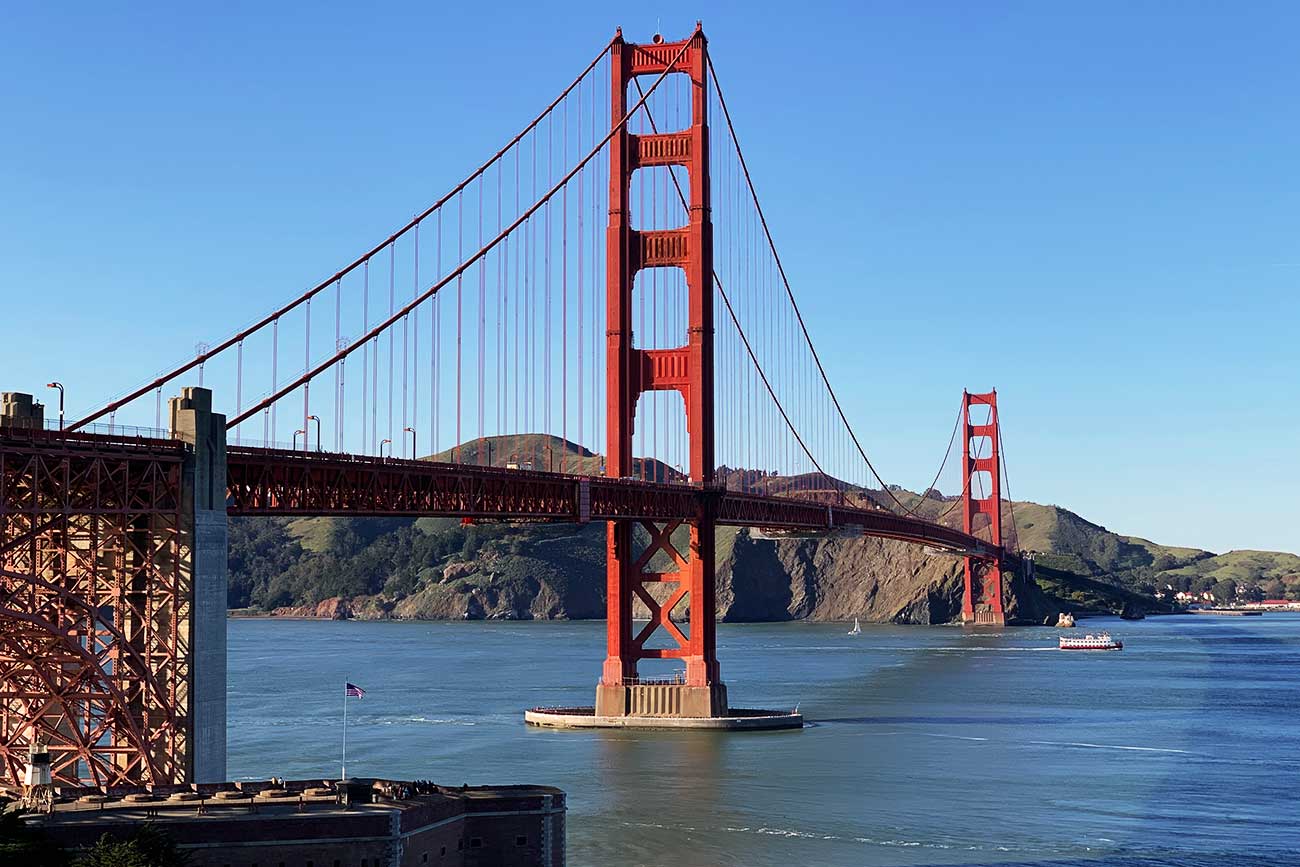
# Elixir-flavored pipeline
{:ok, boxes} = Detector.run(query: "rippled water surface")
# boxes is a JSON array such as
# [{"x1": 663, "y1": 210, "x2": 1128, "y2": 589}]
[{"x1": 228, "y1": 614, "x2": 1300, "y2": 866}]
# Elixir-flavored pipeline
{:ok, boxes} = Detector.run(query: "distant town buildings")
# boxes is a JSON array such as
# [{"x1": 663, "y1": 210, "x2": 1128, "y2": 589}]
[{"x1": 1168, "y1": 585, "x2": 1300, "y2": 610}]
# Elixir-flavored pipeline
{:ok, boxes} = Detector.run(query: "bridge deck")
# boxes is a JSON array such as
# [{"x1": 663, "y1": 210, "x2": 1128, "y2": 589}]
[
  {"x1": 0, "y1": 430, "x2": 1000, "y2": 560},
  {"x1": 225, "y1": 446, "x2": 999, "y2": 559}
]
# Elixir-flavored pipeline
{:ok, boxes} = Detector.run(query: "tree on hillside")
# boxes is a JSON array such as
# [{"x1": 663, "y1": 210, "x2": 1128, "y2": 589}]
[
  {"x1": 1259, "y1": 578, "x2": 1286, "y2": 599},
  {"x1": 73, "y1": 823, "x2": 189, "y2": 867},
  {"x1": 0, "y1": 808, "x2": 67, "y2": 867},
  {"x1": 1210, "y1": 578, "x2": 1237, "y2": 604}
]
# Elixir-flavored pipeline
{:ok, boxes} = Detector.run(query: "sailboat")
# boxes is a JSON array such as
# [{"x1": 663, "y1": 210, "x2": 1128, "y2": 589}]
[{"x1": 848, "y1": 617, "x2": 862, "y2": 636}]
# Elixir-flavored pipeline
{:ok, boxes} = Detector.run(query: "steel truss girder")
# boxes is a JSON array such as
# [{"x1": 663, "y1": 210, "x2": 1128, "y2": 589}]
[
  {"x1": 226, "y1": 447, "x2": 1003, "y2": 559},
  {"x1": 0, "y1": 429, "x2": 190, "y2": 793}
]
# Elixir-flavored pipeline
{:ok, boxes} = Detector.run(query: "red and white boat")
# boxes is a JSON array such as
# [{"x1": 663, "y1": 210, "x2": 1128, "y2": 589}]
[{"x1": 1059, "y1": 632, "x2": 1123, "y2": 651}]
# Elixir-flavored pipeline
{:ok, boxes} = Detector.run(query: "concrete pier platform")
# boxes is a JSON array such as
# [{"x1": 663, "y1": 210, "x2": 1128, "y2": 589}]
[{"x1": 524, "y1": 707, "x2": 803, "y2": 731}]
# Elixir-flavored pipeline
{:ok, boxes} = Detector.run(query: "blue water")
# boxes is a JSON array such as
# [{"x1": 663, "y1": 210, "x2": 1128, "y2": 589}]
[{"x1": 228, "y1": 614, "x2": 1300, "y2": 866}]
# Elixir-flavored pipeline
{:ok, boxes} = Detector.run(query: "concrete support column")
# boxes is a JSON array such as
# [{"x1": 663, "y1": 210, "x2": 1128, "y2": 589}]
[
  {"x1": 169, "y1": 387, "x2": 228, "y2": 783},
  {"x1": 0, "y1": 392, "x2": 45, "y2": 429}
]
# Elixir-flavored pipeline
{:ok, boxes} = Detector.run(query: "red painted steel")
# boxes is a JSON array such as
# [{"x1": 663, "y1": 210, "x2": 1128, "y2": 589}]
[
  {"x1": 0, "y1": 427, "x2": 191, "y2": 791},
  {"x1": 225, "y1": 447, "x2": 1003, "y2": 558},
  {"x1": 961, "y1": 390, "x2": 1006, "y2": 626},
  {"x1": 603, "y1": 25, "x2": 719, "y2": 689},
  {"x1": 226, "y1": 447, "x2": 701, "y2": 523}
]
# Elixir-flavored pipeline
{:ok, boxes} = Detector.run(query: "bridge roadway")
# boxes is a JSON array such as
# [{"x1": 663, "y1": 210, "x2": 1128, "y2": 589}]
[
  {"x1": 0, "y1": 427, "x2": 1002, "y2": 562},
  {"x1": 225, "y1": 445, "x2": 1001, "y2": 559}
]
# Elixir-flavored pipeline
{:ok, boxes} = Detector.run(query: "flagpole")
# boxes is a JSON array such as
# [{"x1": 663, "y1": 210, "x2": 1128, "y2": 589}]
[{"x1": 342, "y1": 680, "x2": 348, "y2": 780}]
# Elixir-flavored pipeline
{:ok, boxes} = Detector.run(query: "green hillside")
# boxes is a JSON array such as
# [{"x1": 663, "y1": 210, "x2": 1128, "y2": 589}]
[{"x1": 228, "y1": 434, "x2": 1300, "y2": 616}]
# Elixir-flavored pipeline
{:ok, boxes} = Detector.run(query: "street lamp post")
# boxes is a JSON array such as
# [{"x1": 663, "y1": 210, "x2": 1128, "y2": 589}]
[
  {"x1": 292, "y1": 429, "x2": 306, "y2": 450},
  {"x1": 379, "y1": 438, "x2": 392, "y2": 459},
  {"x1": 403, "y1": 426, "x2": 416, "y2": 460},
  {"x1": 45, "y1": 382, "x2": 64, "y2": 430},
  {"x1": 307, "y1": 415, "x2": 321, "y2": 452}
]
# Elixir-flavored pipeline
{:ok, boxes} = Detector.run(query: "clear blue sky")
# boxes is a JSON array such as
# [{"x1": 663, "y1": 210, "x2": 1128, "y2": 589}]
[{"x1": 2, "y1": 1, "x2": 1296, "y2": 554}]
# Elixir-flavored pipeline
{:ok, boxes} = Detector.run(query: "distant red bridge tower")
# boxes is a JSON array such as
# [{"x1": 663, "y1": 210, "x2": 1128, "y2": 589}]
[
  {"x1": 961, "y1": 390, "x2": 1006, "y2": 626},
  {"x1": 597, "y1": 25, "x2": 726, "y2": 718}
]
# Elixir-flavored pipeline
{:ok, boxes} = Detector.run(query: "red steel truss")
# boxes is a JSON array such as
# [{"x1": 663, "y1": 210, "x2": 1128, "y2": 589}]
[
  {"x1": 961, "y1": 390, "x2": 1006, "y2": 626},
  {"x1": 0, "y1": 427, "x2": 191, "y2": 791},
  {"x1": 226, "y1": 447, "x2": 1003, "y2": 556}
]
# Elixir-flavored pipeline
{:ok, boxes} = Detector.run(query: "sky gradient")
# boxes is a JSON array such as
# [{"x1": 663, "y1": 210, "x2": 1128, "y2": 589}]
[{"x1": 2, "y1": 1, "x2": 1296, "y2": 554}]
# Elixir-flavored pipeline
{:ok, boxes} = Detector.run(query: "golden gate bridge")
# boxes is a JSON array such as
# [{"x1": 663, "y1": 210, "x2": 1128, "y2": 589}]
[{"x1": 1, "y1": 25, "x2": 1022, "y2": 790}]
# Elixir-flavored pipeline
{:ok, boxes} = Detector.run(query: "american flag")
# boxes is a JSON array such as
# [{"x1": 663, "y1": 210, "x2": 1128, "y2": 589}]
[{"x1": 345, "y1": 682, "x2": 365, "y2": 698}]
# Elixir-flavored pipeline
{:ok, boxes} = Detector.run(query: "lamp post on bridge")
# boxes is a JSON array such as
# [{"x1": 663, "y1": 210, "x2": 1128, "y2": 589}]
[
  {"x1": 307, "y1": 414, "x2": 321, "y2": 452},
  {"x1": 292, "y1": 429, "x2": 306, "y2": 450},
  {"x1": 379, "y1": 438, "x2": 392, "y2": 460},
  {"x1": 403, "y1": 426, "x2": 416, "y2": 460},
  {"x1": 45, "y1": 382, "x2": 64, "y2": 430}
]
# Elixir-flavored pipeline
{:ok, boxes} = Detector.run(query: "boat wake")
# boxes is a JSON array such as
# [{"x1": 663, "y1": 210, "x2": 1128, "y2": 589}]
[
  {"x1": 1029, "y1": 739, "x2": 1189, "y2": 754},
  {"x1": 618, "y1": 820, "x2": 1091, "y2": 856}
]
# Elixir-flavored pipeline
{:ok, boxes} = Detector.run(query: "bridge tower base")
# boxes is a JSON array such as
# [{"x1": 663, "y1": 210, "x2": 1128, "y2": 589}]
[{"x1": 960, "y1": 390, "x2": 1006, "y2": 627}]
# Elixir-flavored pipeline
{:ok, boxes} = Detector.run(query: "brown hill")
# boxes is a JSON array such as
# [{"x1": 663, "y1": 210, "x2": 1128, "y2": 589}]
[{"x1": 229, "y1": 434, "x2": 1296, "y2": 625}]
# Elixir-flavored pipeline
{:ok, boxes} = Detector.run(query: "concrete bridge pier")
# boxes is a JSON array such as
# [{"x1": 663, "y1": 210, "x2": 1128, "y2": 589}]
[
  {"x1": 169, "y1": 387, "x2": 228, "y2": 784},
  {"x1": 0, "y1": 392, "x2": 45, "y2": 428}
]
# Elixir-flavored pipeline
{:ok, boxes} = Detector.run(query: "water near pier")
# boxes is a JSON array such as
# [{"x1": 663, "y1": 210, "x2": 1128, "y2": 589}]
[{"x1": 229, "y1": 615, "x2": 1300, "y2": 866}]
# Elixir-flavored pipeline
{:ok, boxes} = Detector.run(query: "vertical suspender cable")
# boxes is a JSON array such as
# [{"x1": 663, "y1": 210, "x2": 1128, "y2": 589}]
[
  {"x1": 362, "y1": 261, "x2": 369, "y2": 453},
  {"x1": 497, "y1": 158, "x2": 504, "y2": 451},
  {"x1": 303, "y1": 298, "x2": 311, "y2": 450},
  {"x1": 545, "y1": 107, "x2": 553, "y2": 465},
  {"x1": 577, "y1": 80, "x2": 584, "y2": 465},
  {"x1": 340, "y1": 279, "x2": 345, "y2": 454},
  {"x1": 478, "y1": 175, "x2": 486, "y2": 463},
  {"x1": 456, "y1": 191, "x2": 464, "y2": 461},
  {"x1": 514, "y1": 146, "x2": 521, "y2": 437},
  {"x1": 561, "y1": 95, "x2": 569, "y2": 472},
  {"x1": 434, "y1": 212, "x2": 442, "y2": 455},
  {"x1": 388, "y1": 242, "x2": 395, "y2": 449},
  {"x1": 412, "y1": 223, "x2": 420, "y2": 456},
  {"x1": 269, "y1": 317, "x2": 278, "y2": 444},
  {"x1": 235, "y1": 340, "x2": 243, "y2": 446}
]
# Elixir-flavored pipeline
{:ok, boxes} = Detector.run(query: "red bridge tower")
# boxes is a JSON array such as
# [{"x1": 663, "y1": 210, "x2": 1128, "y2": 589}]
[
  {"x1": 596, "y1": 26, "x2": 726, "y2": 718},
  {"x1": 961, "y1": 390, "x2": 1006, "y2": 626}
]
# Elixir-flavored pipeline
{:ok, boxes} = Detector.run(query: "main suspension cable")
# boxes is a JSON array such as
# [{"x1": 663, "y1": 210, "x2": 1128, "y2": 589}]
[
  {"x1": 227, "y1": 39, "x2": 693, "y2": 429},
  {"x1": 705, "y1": 60, "x2": 968, "y2": 514},
  {"x1": 997, "y1": 412, "x2": 1019, "y2": 551},
  {"x1": 68, "y1": 39, "x2": 617, "y2": 432},
  {"x1": 629, "y1": 76, "x2": 833, "y2": 491}
]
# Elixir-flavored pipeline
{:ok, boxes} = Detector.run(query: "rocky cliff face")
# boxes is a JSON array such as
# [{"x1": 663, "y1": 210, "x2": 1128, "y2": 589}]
[
  {"x1": 718, "y1": 530, "x2": 1056, "y2": 625},
  {"x1": 230, "y1": 434, "x2": 1297, "y2": 623},
  {"x1": 247, "y1": 522, "x2": 1056, "y2": 626}
]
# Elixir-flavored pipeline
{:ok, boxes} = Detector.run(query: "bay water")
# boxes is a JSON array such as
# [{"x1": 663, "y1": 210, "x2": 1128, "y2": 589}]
[{"x1": 228, "y1": 614, "x2": 1300, "y2": 866}]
